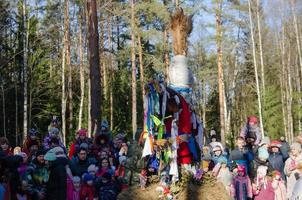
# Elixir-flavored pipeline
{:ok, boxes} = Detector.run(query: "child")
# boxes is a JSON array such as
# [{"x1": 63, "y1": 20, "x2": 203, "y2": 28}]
[
  {"x1": 252, "y1": 165, "x2": 274, "y2": 200},
  {"x1": 80, "y1": 173, "x2": 95, "y2": 200},
  {"x1": 230, "y1": 137, "x2": 249, "y2": 174},
  {"x1": 231, "y1": 165, "x2": 253, "y2": 200},
  {"x1": 271, "y1": 170, "x2": 286, "y2": 200},
  {"x1": 216, "y1": 157, "x2": 232, "y2": 194},
  {"x1": 87, "y1": 164, "x2": 98, "y2": 182},
  {"x1": 98, "y1": 172, "x2": 119, "y2": 200},
  {"x1": 212, "y1": 145, "x2": 227, "y2": 165},
  {"x1": 68, "y1": 176, "x2": 81, "y2": 200},
  {"x1": 201, "y1": 146, "x2": 213, "y2": 172}
]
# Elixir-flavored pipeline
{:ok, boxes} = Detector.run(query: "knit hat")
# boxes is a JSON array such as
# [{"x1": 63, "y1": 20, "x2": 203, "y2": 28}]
[
  {"x1": 73, "y1": 176, "x2": 81, "y2": 184},
  {"x1": 49, "y1": 127, "x2": 59, "y2": 136},
  {"x1": 29, "y1": 128, "x2": 38, "y2": 136},
  {"x1": 210, "y1": 130, "x2": 216, "y2": 136},
  {"x1": 217, "y1": 156, "x2": 228, "y2": 164},
  {"x1": 237, "y1": 165, "x2": 246, "y2": 176},
  {"x1": 83, "y1": 173, "x2": 93, "y2": 183},
  {"x1": 260, "y1": 136, "x2": 271, "y2": 146},
  {"x1": 36, "y1": 148, "x2": 46, "y2": 157},
  {"x1": 52, "y1": 147, "x2": 66, "y2": 158},
  {"x1": 77, "y1": 129, "x2": 87, "y2": 137},
  {"x1": 79, "y1": 143, "x2": 89, "y2": 150},
  {"x1": 44, "y1": 149, "x2": 56, "y2": 161},
  {"x1": 212, "y1": 145, "x2": 222, "y2": 152},
  {"x1": 270, "y1": 140, "x2": 282, "y2": 148},
  {"x1": 119, "y1": 156, "x2": 127, "y2": 165},
  {"x1": 257, "y1": 165, "x2": 268, "y2": 177},
  {"x1": 291, "y1": 142, "x2": 302, "y2": 151},
  {"x1": 87, "y1": 164, "x2": 98, "y2": 173},
  {"x1": 102, "y1": 172, "x2": 112, "y2": 181},
  {"x1": 248, "y1": 116, "x2": 258, "y2": 124},
  {"x1": 258, "y1": 147, "x2": 269, "y2": 160},
  {"x1": 272, "y1": 170, "x2": 281, "y2": 177}
]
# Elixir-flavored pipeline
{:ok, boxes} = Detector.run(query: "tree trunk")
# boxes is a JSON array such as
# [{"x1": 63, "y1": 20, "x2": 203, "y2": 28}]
[
  {"x1": 78, "y1": 7, "x2": 84, "y2": 130},
  {"x1": 202, "y1": 80, "x2": 206, "y2": 129},
  {"x1": 87, "y1": 0, "x2": 101, "y2": 135},
  {"x1": 23, "y1": 0, "x2": 29, "y2": 144},
  {"x1": 1, "y1": 85, "x2": 6, "y2": 138},
  {"x1": 256, "y1": 0, "x2": 266, "y2": 97},
  {"x1": 248, "y1": 0, "x2": 264, "y2": 138},
  {"x1": 163, "y1": 0, "x2": 170, "y2": 82},
  {"x1": 215, "y1": 0, "x2": 226, "y2": 145},
  {"x1": 286, "y1": 43, "x2": 294, "y2": 143},
  {"x1": 65, "y1": 0, "x2": 73, "y2": 136},
  {"x1": 131, "y1": 0, "x2": 137, "y2": 140},
  {"x1": 108, "y1": 13, "x2": 114, "y2": 131},
  {"x1": 290, "y1": 0, "x2": 302, "y2": 131},
  {"x1": 138, "y1": 33, "x2": 145, "y2": 102},
  {"x1": 61, "y1": 43, "x2": 66, "y2": 145}
]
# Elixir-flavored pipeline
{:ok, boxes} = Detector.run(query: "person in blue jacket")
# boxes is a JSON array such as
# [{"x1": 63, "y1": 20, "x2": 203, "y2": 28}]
[
  {"x1": 268, "y1": 140, "x2": 286, "y2": 181},
  {"x1": 230, "y1": 136, "x2": 249, "y2": 174}
]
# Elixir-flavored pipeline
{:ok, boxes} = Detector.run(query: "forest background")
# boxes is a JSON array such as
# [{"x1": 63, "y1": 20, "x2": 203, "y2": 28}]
[{"x1": 1, "y1": 0, "x2": 302, "y2": 148}]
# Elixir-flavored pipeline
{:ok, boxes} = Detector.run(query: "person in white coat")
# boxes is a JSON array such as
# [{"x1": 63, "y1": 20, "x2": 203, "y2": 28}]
[
  {"x1": 291, "y1": 162, "x2": 302, "y2": 200},
  {"x1": 284, "y1": 143, "x2": 302, "y2": 199}
]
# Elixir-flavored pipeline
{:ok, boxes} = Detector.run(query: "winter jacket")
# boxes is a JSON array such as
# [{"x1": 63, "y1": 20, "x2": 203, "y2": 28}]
[
  {"x1": 212, "y1": 154, "x2": 228, "y2": 166},
  {"x1": 291, "y1": 177, "x2": 302, "y2": 200},
  {"x1": 70, "y1": 156, "x2": 97, "y2": 177},
  {"x1": 272, "y1": 179, "x2": 286, "y2": 200},
  {"x1": 217, "y1": 167, "x2": 232, "y2": 193},
  {"x1": 230, "y1": 148, "x2": 249, "y2": 174},
  {"x1": 98, "y1": 181, "x2": 120, "y2": 200},
  {"x1": 284, "y1": 154, "x2": 302, "y2": 199},
  {"x1": 0, "y1": 184, "x2": 5, "y2": 200},
  {"x1": 46, "y1": 157, "x2": 69, "y2": 200},
  {"x1": 268, "y1": 152, "x2": 285, "y2": 180},
  {"x1": 253, "y1": 178, "x2": 274, "y2": 200},
  {"x1": 80, "y1": 184, "x2": 95, "y2": 200},
  {"x1": 23, "y1": 159, "x2": 49, "y2": 200},
  {"x1": 249, "y1": 156, "x2": 273, "y2": 180},
  {"x1": 240, "y1": 124, "x2": 262, "y2": 145},
  {"x1": 280, "y1": 141, "x2": 290, "y2": 160},
  {"x1": 231, "y1": 175, "x2": 253, "y2": 200},
  {"x1": 43, "y1": 136, "x2": 65, "y2": 150}
]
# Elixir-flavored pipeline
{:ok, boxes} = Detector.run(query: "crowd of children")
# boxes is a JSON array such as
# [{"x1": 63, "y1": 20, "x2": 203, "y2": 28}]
[
  {"x1": 0, "y1": 119, "x2": 128, "y2": 200},
  {"x1": 205, "y1": 117, "x2": 302, "y2": 200}
]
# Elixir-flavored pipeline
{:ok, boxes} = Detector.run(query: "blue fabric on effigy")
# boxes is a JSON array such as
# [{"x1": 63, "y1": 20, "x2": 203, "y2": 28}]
[{"x1": 188, "y1": 134, "x2": 198, "y2": 161}]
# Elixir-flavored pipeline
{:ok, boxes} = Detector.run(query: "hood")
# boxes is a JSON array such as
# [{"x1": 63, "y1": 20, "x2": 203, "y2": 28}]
[{"x1": 51, "y1": 157, "x2": 69, "y2": 167}]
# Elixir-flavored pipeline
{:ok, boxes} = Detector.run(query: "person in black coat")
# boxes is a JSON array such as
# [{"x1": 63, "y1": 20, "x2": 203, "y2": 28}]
[
  {"x1": 268, "y1": 140, "x2": 286, "y2": 181},
  {"x1": 70, "y1": 147, "x2": 97, "y2": 177},
  {"x1": 44, "y1": 148, "x2": 68, "y2": 200}
]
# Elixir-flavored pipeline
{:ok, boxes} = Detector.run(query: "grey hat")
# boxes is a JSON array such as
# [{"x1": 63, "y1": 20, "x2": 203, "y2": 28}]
[
  {"x1": 291, "y1": 142, "x2": 302, "y2": 151},
  {"x1": 49, "y1": 127, "x2": 60, "y2": 136}
]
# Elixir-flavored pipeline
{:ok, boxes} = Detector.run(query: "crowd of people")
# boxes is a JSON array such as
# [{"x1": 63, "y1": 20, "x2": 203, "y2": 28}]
[
  {"x1": 201, "y1": 116, "x2": 302, "y2": 200},
  {"x1": 1, "y1": 115, "x2": 302, "y2": 200},
  {"x1": 0, "y1": 120, "x2": 128, "y2": 200}
]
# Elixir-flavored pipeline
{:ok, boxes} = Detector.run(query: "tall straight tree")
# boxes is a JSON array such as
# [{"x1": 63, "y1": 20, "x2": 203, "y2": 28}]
[
  {"x1": 215, "y1": 0, "x2": 226, "y2": 145},
  {"x1": 23, "y1": 0, "x2": 29, "y2": 143},
  {"x1": 248, "y1": 0, "x2": 264, "y2": 138},
  {"x1": 65, "y1": 0, "x2": 73, "y2": 135},
  {"x1": 87, "y1": 0, "x2": 101, "y2": 134},
  {"x1": 256, "y1": 0, "x2": 266, "y2": 97},
  {"x1": 131, "y1": 0, "x2": 137, "y2": 140},
  {"x1": 78, "y1": 6, "x2": 84, "y2": 130}
]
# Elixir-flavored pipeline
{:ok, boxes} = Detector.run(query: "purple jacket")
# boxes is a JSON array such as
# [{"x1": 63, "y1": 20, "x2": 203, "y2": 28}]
[{"x1": 231, "y1": 175, "x2": 253, "y2": 200}]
